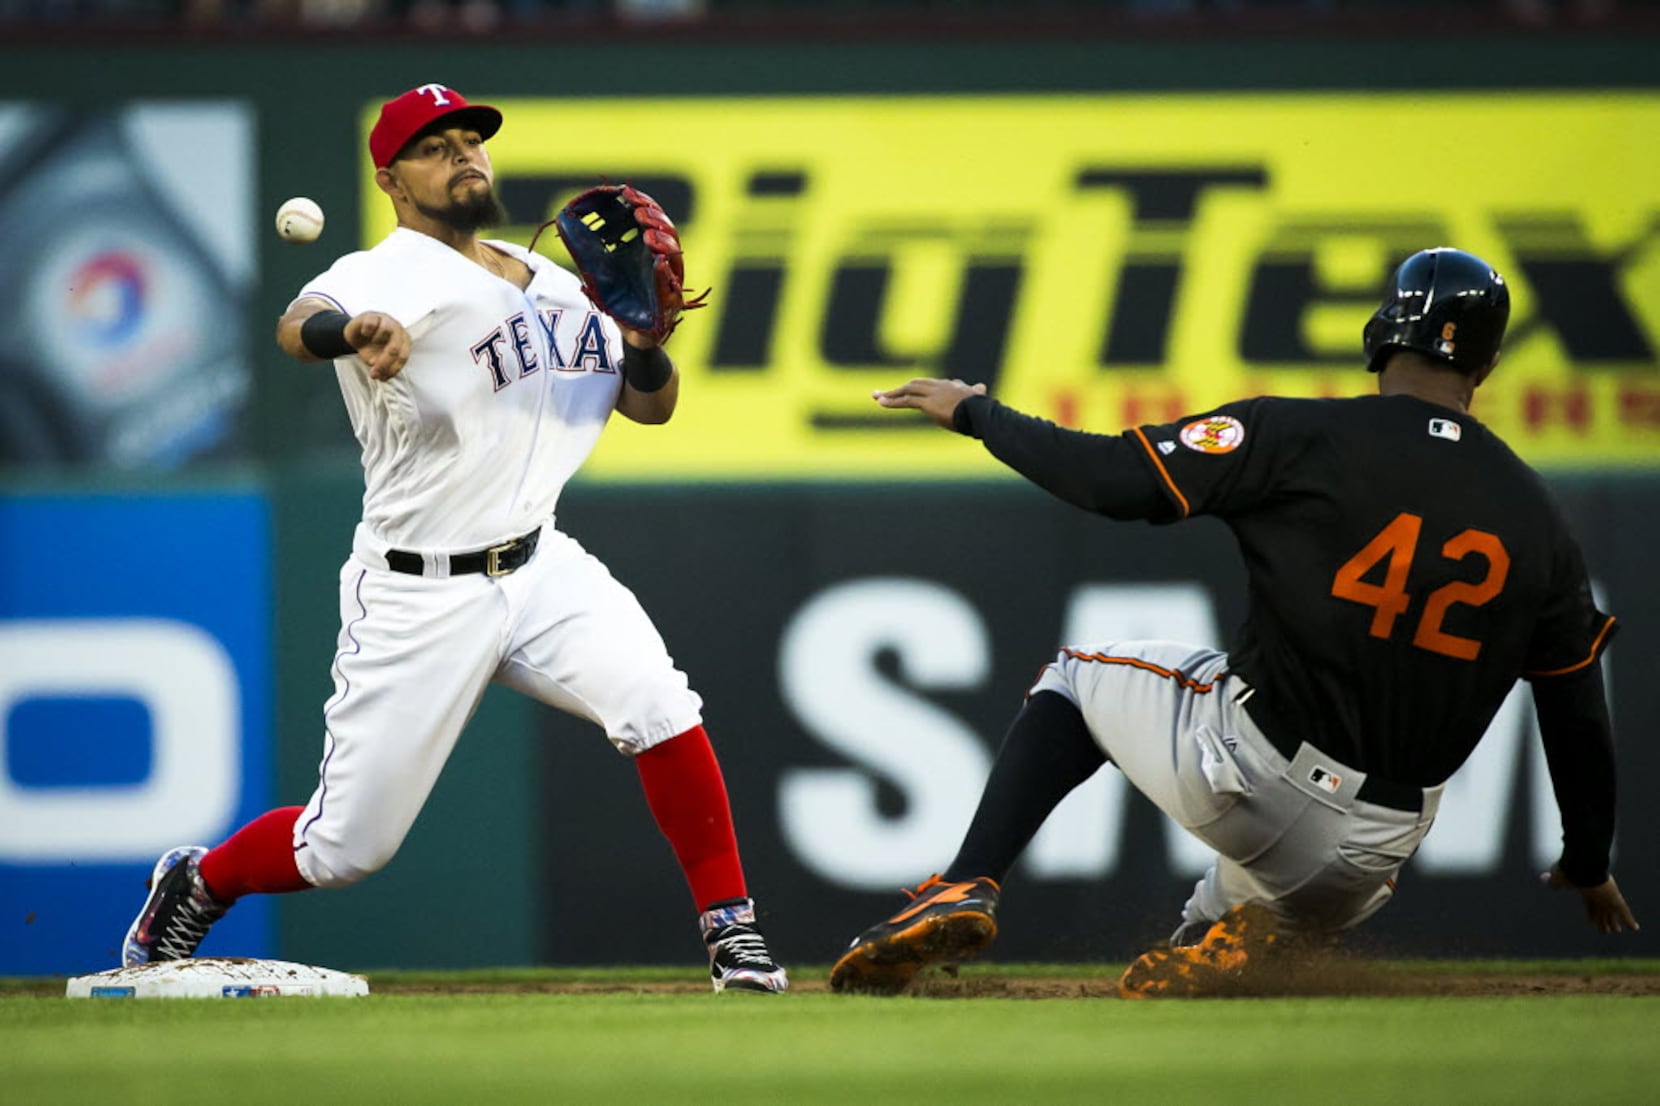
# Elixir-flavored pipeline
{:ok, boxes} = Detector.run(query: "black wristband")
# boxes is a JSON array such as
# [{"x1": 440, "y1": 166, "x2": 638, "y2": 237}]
[
  {"x1": 300, "y1": 310, "x2": 354, "y2": 359},
  {"x1": 621, "y1": 343, "x2": 674, "y2": 393}
]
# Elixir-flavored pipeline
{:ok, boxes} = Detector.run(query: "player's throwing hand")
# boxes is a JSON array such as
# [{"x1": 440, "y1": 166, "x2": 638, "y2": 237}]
[
  {"x1": 346, "y1": 311, "x2": 412, "y2": 381},
  {"x1": 872, "y1": 378, "x2": 987, "y2": 429}
]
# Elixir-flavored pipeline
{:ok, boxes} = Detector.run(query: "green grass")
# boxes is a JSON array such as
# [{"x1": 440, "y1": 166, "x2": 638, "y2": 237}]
[{"x1": 4, "y1": 965, "x2": 1659, "y2": 1105}]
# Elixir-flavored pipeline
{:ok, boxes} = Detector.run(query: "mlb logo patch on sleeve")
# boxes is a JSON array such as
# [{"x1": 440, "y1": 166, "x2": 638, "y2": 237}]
[{"x1": 1428, "y1": 418, "x2": 1462, "y2": 442}]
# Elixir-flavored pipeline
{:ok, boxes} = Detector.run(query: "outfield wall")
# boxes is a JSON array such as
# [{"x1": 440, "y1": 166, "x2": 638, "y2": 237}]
[
  {"x1": 260, "y1": 474, "x2": 1660, "y2": 971},
  {"x1": 1, "y1": 34, "x2": 1656, "y2": 973}
]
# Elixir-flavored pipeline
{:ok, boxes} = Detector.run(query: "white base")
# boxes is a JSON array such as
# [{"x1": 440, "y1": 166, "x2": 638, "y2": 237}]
[{"x1": 67, "y1": 958, "x2": 370, "y2": 999}]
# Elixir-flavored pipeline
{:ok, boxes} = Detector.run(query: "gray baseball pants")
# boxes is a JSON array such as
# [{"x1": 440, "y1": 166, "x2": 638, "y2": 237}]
[{"x1": 1030, "y1": 641, "x2": 1444, "y2": 938}]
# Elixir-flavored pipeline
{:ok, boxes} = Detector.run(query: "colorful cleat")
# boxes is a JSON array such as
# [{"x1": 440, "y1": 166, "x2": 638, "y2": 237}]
[
  {"x1": 829, "y1": 874, "x2": 1000, "y2": 995},
  {"x1": 1117, "y1": 901, "x2": 1281, "y2": 999},
  {"x1": 122, "y1": 846, "x2": 231, "y2": 967},
  {"x1": 701, "y1": 898, "x2": 789, "y2": 994}
]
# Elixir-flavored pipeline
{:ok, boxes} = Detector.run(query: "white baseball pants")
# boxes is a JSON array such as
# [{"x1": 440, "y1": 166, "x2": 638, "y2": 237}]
[{"x1": 292, "y1": 524, "x2": 703, "y2": 889}]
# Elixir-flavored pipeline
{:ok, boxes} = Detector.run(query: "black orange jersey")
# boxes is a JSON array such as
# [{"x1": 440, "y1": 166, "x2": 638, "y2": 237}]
[
  {"x1": 957, "y1": 391, "x2": 1616, "y2": 790},
  {"x1": 1127, "y1": 393, "x2": 1615, "y2": 788}
]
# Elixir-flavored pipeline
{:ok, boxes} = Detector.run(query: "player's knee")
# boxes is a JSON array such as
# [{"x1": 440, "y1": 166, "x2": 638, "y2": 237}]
[
  {"x1": 612, "y1": 720, "x2": 681, "y2": 758},
  {"x1": 604, "y1": 681, "x2": 702, "y2": 757},
  {"x1": 296, "y1": 833, "x2": 402, "y2": 889}
]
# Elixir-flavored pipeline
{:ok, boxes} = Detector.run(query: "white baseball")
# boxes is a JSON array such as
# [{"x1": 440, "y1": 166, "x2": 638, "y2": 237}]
[{"x1": 276, "y1": 197, "x2": 325, "y2": 244}]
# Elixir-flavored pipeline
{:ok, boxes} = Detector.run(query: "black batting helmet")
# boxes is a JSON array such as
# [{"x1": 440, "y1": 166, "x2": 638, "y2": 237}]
[{"x1": 1363, "y1": 248, "x2": 1511, "y2": 374}]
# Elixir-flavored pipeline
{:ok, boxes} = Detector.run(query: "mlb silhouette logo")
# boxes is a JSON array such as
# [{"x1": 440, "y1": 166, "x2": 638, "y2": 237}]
[{"x1": 1308, "y1": 765, "x2": 1343, "y2": 794}]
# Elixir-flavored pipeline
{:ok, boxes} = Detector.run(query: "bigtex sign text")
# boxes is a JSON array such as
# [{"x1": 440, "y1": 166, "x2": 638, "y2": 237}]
[{"x1": 365, "y1": 94, "x2": 1660, "y2": 476}]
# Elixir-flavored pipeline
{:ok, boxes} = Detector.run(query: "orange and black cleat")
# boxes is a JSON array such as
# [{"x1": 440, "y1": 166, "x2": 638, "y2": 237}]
[
  {"x1": 1117, "y1": 901, "x2": 1281, "y2": 999},
  {"x1": 829, "y1": 874, "x2": 1000, "y2": 995}
]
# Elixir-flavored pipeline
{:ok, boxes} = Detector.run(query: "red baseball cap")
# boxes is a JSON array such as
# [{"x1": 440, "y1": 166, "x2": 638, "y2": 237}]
[{"x1": 369, "y1": 84, "x2": 503, "y2": 169}]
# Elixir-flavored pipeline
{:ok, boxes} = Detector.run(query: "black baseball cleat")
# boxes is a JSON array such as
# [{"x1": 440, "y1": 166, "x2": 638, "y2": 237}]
[
  {"x1": 829, "y1": 874, "x2": 1000, "y2": 995},
  {"x1": 122, "y1": 846, "x2": 231, "y2": 967},
  {"x1": 700, "y1": 898, "x2": 789, "y2": 994}
]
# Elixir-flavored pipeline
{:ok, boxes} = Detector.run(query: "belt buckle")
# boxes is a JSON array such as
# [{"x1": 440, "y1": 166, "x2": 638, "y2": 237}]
[{"x1": 485, "y1": 540, "x2": 515, "y2": 577}]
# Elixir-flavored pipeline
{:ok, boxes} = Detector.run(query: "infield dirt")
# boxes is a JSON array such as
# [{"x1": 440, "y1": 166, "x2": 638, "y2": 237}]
[{"x1": 373, "y1": 964, "x2": 1660, "y2": 999}]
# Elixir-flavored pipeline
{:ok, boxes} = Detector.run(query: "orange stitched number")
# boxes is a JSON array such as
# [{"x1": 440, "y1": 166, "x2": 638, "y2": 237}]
[
  {"x1": 1330, "y1": 512, "x2": 1421, "y2": 640},
  {"x1": 1331, "y1": 513, "x2": 1509, "y2": 661},
  {"x1": 1414, "y1": 530, "x2": 1510, "y2": 660}
]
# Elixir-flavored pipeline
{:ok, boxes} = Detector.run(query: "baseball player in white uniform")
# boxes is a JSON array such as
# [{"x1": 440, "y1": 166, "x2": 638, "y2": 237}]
[{"x1": 121, "y1": 84, "x2": 787, "y2": 993}]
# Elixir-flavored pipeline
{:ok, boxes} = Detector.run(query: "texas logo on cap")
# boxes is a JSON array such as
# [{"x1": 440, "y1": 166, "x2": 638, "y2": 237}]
[{"x1": 370, "y1": 83, "x2": 502, "y2": 169}]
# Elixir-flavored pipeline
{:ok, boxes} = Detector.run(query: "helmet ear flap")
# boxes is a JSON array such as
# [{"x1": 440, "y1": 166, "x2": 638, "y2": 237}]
[{"x1": 1363, "y1": 311, "x2": 1402, "y2": 373}]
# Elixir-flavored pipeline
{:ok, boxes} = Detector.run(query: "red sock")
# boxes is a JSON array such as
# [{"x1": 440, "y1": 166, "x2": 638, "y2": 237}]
[
  {"x1": 198, "y1": 806, "x2": 313, "y2": 902},
  {"x1": 634, "y1": 725, "x2": 747, "y2": 911}
]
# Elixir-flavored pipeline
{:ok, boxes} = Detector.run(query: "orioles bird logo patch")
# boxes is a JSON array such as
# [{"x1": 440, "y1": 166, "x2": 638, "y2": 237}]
[{"x1": 1178, "y1": 415, "x2": 1246, "y2": 455}]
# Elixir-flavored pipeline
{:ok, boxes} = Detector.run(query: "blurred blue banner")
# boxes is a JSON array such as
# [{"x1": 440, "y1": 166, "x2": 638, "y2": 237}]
[{"x1": 0, "y1": 491, "x2": 272, "y2": 975}]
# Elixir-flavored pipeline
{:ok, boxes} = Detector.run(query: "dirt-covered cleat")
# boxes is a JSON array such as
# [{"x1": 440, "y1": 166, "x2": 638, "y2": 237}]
[
  {"x1": 122, "y1": 846, "x2": 231, "y2": 968},
  {"x1": 1167, "y1": 916, "x2": 1212, "y2": 948},
  {"x1": 829, "y1": 875, "x2": 1000, "y2": 996},
  {"x1": 1118, "y1": 901, "x2": 1281, "y2": 999},
  {"x1": 701, "y1": 898, "x2": 788, "y2": 994}
]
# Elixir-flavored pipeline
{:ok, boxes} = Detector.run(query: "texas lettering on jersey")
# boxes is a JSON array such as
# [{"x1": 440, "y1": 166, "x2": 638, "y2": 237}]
[
  {"x1": 296, "y1": 228, "x2": 627, "y2": 551},
  {"x1": 472, "y1": 309, "x2": 615, "y2": 392}
]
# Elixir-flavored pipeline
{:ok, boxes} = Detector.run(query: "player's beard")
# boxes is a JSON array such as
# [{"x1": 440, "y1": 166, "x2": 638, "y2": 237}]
[{"x1": 416, "y1": 184, "x2": 508, "y2": 233}]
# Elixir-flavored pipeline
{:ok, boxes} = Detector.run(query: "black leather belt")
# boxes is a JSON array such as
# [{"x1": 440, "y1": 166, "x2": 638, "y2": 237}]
[
  {"x1": 1341, "y1": 761, "x2": 1422, "y2": 813},
  {"x1": 1241, "y1": 694, "x2": 1424, "y2": 813},
  {"x1": 384, "y1": 528, "x2": 541, "y2": 578}
]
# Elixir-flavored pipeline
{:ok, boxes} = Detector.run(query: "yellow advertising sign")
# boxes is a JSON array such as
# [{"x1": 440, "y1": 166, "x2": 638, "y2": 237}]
[{"x1": 362, "y1": 94, "x2": 1660, "y2": 477}]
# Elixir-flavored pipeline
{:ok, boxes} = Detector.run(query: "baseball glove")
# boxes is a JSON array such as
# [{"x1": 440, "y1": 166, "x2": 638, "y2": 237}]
[{"x1": 549, "y1": 184, "x2": 708, "y2": 345}]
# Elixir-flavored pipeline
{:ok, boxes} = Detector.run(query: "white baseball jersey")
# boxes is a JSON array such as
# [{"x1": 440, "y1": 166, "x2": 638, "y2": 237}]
[
  {"x1": 297, "y1": 226, "x2": 622, "y2": 553},
  {"x1": 284, "y1": 227, "x2": 703, "y2": 890}
]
